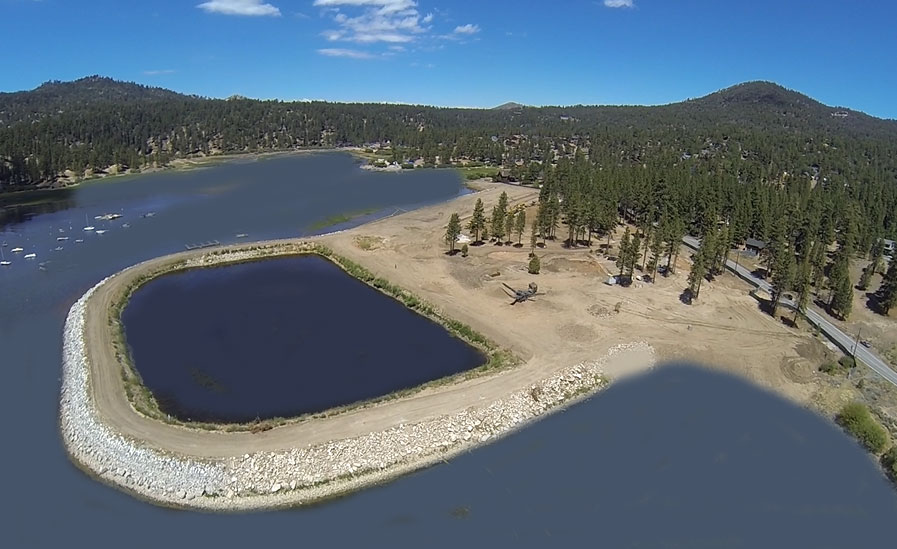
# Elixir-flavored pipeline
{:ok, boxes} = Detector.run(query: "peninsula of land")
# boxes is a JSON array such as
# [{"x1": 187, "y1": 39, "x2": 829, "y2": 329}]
[{"x1": 60, "y1": 183, "x2": 896, "y2": 510}]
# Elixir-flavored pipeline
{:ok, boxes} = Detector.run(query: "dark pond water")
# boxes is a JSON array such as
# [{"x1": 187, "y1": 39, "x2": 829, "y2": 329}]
[
  {"x1": 2, "y1": 152, "x2": 896, "y2": 547},
  {"x1": 121, "y1": 255, "x2": 485, "y2": 422}
]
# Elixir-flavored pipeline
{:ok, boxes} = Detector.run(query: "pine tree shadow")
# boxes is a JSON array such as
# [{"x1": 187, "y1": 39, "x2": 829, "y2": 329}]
[
  {"x1": 865, "y1": 292, "x2": 885, "y2": 314},
  {"x1": 679, "y1": 288, "x2": 694, "y2": 304},
  {"x1": 780, "y1": 315, "x2": 798, "y2": 328}
]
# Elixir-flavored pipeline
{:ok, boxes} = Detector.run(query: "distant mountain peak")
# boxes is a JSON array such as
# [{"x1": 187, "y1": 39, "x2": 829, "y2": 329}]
[
  {"x1": 493, "y1": 102, "x2": 525, "y2": 110},
  {"x1": 704, "y1": 81, "x2": 815, "y2": 109}
]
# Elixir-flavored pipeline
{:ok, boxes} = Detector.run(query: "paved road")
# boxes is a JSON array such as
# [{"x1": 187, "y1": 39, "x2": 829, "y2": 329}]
[{"x1": 682, "y1": 236, "x2": 897, "y2": 387}]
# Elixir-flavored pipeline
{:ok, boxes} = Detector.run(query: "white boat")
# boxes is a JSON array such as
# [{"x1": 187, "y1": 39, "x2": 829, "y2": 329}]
[
  {"x1": 83, "y1": 226, "x2": 95, "y2": 231},
  {"x1": 95, "y1": 230, "x2": 107, "y2": 235},
  {"x1": 55, "y1": 246, "x2": 64, "y2": 251},
  {"x1": 0, "y1": 248, "x2": 9, "y2": 266},
  {"x1": 122, "y1": 223, "x2": 130, "y2": 228},
  {"x1": 11, "y1": 247, "x2": 24, "y2": 253},
  {"x1": 236, "y1": 233, "x2": 248, "y2": 238},
  {"x1": 57, "y1": 236, "x2": 69, "y2": 241},
  {"x1": 24, "y1": 253, "x2": 36, "y2": 259},
  {"x1": 74, "y1": 239, "x2": 84, "y2": 243}
]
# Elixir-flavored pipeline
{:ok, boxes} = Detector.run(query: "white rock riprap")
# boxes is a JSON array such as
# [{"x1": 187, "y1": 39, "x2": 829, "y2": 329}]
[{"x1": 60, "y1": 253, "x2": 655, "y2": 511}]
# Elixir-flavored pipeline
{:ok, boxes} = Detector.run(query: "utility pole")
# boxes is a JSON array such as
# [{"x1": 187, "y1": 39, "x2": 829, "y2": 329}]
[{"x1": 852, "y1": 328, "x2": 862, "y2": 356}]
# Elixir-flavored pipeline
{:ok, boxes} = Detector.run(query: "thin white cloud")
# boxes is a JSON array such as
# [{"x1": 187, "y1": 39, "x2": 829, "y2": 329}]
[
  {"x1": 197, "y1": 0, "x2": 281, "y2": 16},
  {"x1": 314, "y1": 0, "x2": 430, "y2": 44},
  {"x1": 317, "y1": 48, "x2": 377, "y2": 59},
  {"x1": 603, "y1": 0, "x2": 634, "y2": 7},
  {"x1": 453, "y1": 23, "x2": 479, "y2": 35},
  {"x1": 143, "y1": 69, "x2": 176, "y2": 75}
]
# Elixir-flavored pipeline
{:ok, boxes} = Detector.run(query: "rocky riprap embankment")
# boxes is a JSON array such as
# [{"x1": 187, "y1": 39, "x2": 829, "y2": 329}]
[{"x1": 60, "y1": 252, "x2": 655, "y2": 511}]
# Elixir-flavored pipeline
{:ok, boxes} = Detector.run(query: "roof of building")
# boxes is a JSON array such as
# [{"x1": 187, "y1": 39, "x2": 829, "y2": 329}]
[{"x1": 745, "y1": 238, "x2": 767, "y2": 249}]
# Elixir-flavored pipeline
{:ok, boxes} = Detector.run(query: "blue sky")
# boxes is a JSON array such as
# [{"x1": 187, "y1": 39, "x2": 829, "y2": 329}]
[{"x1": 3, "y1": 0, "x2": 897, "y2": 118}]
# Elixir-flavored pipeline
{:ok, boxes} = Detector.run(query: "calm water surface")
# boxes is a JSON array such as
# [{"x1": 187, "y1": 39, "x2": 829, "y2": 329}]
[
  {"x1": 122, "y1": 255, "x2": 485, "y2": 422},
  {"x1": 2, "y1": 152, "x2": 895, "y2": 547}
]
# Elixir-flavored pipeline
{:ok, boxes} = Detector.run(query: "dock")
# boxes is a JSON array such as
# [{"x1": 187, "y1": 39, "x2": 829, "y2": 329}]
[{"x1": 184, "y1": 240, "x2": 220, "y2": 251}]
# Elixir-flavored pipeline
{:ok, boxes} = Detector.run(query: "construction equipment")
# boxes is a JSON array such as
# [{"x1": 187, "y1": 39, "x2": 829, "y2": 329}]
[{"x1": 502, "y1": 282, "x2": 543, "y2": 305}]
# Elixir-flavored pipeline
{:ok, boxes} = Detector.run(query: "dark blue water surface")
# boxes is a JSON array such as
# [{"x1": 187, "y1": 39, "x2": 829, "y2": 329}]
[
  {"x1": 122, "y1": 255, "x2": 485, "y2": 422},
  {"x1": 2, "y1": 152, "x2": 896, "y2": 547}
]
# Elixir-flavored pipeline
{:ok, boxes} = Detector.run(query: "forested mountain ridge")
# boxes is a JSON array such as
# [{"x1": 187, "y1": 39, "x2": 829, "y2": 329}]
[
  {"x1": 0, "y1": 76, "x2": 194, "y2": 126},
  {"x1": 1, "y1": 77, "x2": 895, "y2": 212}
]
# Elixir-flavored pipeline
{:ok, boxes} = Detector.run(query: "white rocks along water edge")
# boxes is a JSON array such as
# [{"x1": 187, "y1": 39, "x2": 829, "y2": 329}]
[{"x1": 60, "y1": 259, "x2": 656, "y2": 511}]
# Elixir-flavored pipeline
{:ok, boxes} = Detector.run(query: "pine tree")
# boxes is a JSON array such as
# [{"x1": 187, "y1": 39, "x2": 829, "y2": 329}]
[
  {"x1": 770, "y1": 247, "x2": 795, "y2": 318},
  {"x1": 794, "y1": 254, "x2": 812, "y2": 325},
  {"x1": 648, "y1": 227, "x2": 664, "y2": 283},
  {"x1": 515, "y1": 210, "x2": 526, "y2": 245},
  {"x1": 491, "y1": 206, "x2": 504, "y2": 243},
  {"x1": 877, "y1": 258, "x2": 897, "y2": 315},
  {"x1": 445, "y1": 213, "x2": 461, "y2": 254},
  {"x1": 687, "y1": 248, "x2": 706, "y2": 300},
  {"x1": 617, "y1": 227, "x2": 632, "y2": 278},
  {"x1": 529, "y1": 219, "x2": 538, "y2": 255},
  {"x1": 857, "y1": 264, "x2": 874, "y2": 291},
  {"x1": 629, "y1": 233, "x2": 642, "y2": 279},
  {"x1": 700, "y1": 229, "x2": 719, "y2": 280},
  {"x1": 505, "y1": 211, "x2": 515, "y2": 245},
  {"x1": 468, "y1": 198, "x2": 486, "y2": 243},
  {"x1": 830, "y1": 269, "x2": 853, "y2": 320}
]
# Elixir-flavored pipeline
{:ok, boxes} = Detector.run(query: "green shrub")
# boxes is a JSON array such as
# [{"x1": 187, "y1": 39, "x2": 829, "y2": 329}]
[
  {"x1": 528, "y1": 255, "x2": 541, "y2": 274},
  {"x1": 838, "y1": 356, "x2": 856, "y2": 369},
  {"x1": 461, "y1": 243, "x2": 469, "y2": 257},
  {"x1": 836, "y1": 402, "x2": 889, "y2": 453},
  {"x1": 882, "y1": 446, "x2": 897, "y2": 479}
]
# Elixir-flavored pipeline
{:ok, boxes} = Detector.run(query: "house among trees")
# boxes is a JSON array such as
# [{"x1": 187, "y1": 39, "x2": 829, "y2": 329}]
[
  {"x1": 884, "y1": 239, "x2": 896, "y2": 257},
  {"x1": 493, "y1": 168, "x2": 518, "y2": 183},
  {"x1": 745, "y1": 238, "x2": 768, "y2": 255}
]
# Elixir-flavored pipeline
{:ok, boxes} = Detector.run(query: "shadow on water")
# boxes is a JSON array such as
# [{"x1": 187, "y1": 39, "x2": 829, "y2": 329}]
[
  {"x1": 327, "y1": 363, "x2": 897, "y2": 547},
  {"x1": 0, "y1": 187, "x2": 77, "y2": 231}
]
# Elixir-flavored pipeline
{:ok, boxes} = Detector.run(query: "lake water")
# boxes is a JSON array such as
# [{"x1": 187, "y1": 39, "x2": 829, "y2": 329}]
[
  {"x1": 1, "y1": 152, "x2": 895, "y2": 547},
  {"x1": 121, "y1": 255, "x2": 485, "y2": 422}
]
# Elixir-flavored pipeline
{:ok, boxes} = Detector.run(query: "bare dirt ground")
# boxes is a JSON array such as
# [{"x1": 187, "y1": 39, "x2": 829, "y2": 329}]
[
  {"x1": 80, "y1": 181, "x2": 888, "y2": 462},
  {"x1": 322, "y1": 183, "x2": 838, "y2": 407}
]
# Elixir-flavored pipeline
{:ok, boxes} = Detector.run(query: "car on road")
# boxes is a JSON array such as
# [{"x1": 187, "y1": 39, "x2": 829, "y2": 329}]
[{"x1": 860, "y1": 340, "x2": 871, "y2": 348}]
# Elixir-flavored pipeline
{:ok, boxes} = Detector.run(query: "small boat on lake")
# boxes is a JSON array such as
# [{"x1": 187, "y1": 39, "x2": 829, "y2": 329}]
[
  {"x1": 95, "y1": 213, "x2": 123, "y2": 221},
  {"x1": 95, "y1": 230, "x2": 108, "y2": 235},
  {"x1": 0, "y1": 248, "x2": 10, "y2": 266},
  {"x1": 74, "y1": 239, "x2": 84, "y2": 243},
  {"x1": 57, "y1": 236, "x2": 69, "y2": 241},
  {"x1": 236, "y1": 233, "x2": 248, "y2": 238},
  {"x1": 83, "y1": 226, "x2": 95, "y2": 231},
  {"x1": 11, "y1": 247, "x2": 24, "y2": 253},
  {"x1": 24, "y1": 253, "x2": 37, "y2": 259},
  {"x1": 54, "y1": 246, "x2": 64, "y2": 251}
]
